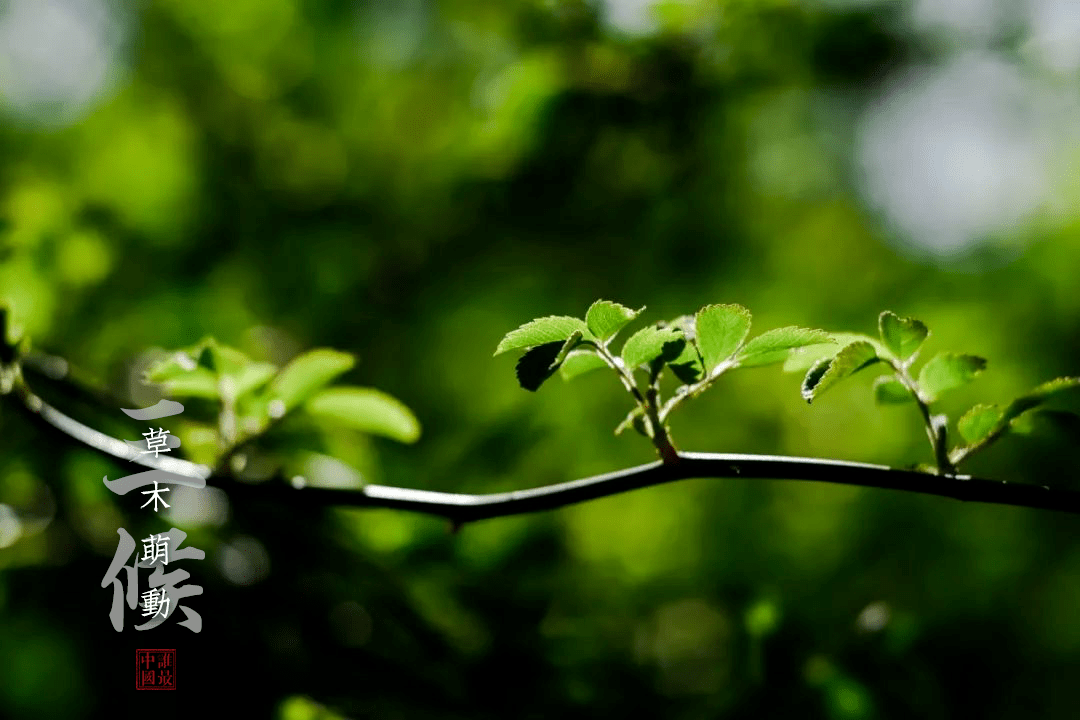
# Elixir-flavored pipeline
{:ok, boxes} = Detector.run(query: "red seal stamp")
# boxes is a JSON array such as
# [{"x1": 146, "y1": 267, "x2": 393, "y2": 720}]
[{"x1": 135, "y1": 648, "x2": 176, "y2": 690}]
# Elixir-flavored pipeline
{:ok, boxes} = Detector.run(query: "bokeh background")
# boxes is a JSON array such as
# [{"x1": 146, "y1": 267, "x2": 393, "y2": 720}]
[{"x1": 2, "y1": 0, "x2": 1080, "y2": 717}]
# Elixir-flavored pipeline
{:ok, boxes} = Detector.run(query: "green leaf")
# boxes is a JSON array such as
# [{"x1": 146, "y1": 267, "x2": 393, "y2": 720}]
[
  {"x1": 695, "y1": 304, "x2": 751, "y2": 372},
  {"x1": 737, "y1": 327, "x2": 833, "y2": 368},
  {"x1": 801, "y1": 357, "x2": 832, "y2": 401},
  {"x1": 554, "y1": 330, "x2": 584, "y2": 366},
  {"x1": 917, "y1": 353, "x2": 986, "y2": 402},
  {"x1": 233, "y1": 362, "x2": 278, "y2": 398},
  {"x1": 873, "y1": 376, "x2": 913, "y2": 405},
  {"x1": 267, "y1": 348, "x2": 356, "y2": 412},
  {"x1": 515, "y1": 330, "x2": 585, "y2": 392},
  {"x1": 305, "y1": 387, "x2": 420, "y2": 443},
  {"x1": 195, "y1": 341, "x2": 252, "y2": 377},
  {"x1": 514, "y1": 341, "x2": 563, "y2": 392},
  {"x1": 585, "y1": 301, "x2": 642, "y2": 342},
  {"x1": 1001, "y1": 377, "x2": 1080, "y2": 424},
  {"x1": 957, "y1": 404, "x2": 1003, "y2": 444},
  {"x1": 494, "y1": 316, "x2": 589, "y2": 356},
  {"x1": 621, "y1": 326, "x2": 683, "y2": 369},
  {"x1": 878, "y1": 311, "x2": 929, "y2": 361},
  {"x1": 783, "y1": 332, "x2": 880, "y2": 372},
  {"x1": 158, "y1": 368, "x2": 220, "y2": 398},
  {"x1": 801, "y1": 341, "x2": 880, "y2": 403},
  {"x1": 560, "y1": 349, "x2": 607, "y2": 381},
  {"x1": 145, "y1": 351, "x2": 200, "y2": 383}
]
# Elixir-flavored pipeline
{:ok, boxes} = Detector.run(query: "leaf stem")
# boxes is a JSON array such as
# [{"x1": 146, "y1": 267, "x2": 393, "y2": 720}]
[
  {"x1": 658, "y1": 359, "x2": 736, "y2": 424},
  {"x1": 892, "y1": 361, "x2": 956, "y2": 475},
  {"x1": 592, "y1": 343, "x2": 678, "y2": 463}
]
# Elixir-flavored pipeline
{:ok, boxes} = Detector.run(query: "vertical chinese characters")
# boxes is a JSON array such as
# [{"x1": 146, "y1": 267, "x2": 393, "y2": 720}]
[{"x1": 100, "y1": 399, "x2": 206, "y2": 633}]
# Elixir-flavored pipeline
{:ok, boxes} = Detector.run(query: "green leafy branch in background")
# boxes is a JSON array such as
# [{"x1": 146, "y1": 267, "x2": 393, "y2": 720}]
[
  {"x1": 143, "y1": 337, "x2": 420, "y2": 477},
  {"x1": 0, "y1": 305, "x2": 419, "y2": 494},
  {"x1": 796, "y1": 311, "x2": 1080, "y2": 475},
  {"x1": 495, "y1": 300, "x2": 834, "y2": 463}
]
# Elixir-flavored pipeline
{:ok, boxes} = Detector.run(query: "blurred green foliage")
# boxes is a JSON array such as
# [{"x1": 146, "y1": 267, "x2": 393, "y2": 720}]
[{"x1": 2, "y1": 0, "x2": 1080, "y2": 717}]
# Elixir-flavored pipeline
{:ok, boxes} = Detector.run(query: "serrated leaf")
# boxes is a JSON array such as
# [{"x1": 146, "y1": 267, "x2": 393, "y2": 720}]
[
  {"x1": 515, "y1": 331, "x2": 584, "y2": 392},
  {"x1": 554, "y1": 330, "x2": 584, "y2": 366},
  {"x1": 621, "y1": 326, "x2": 683, "y2": 369},
  {"x1": 957, "y1": 404, "x2": 1003, "y2": 444},
  {"x1": 515, "y1": 341, "x2": 563, "y2": 391},
  {"x1": 801, "y1": 357, "x2": 832, "y2": 400},
  {"x1": 801, "y1": 341, "x2": 879, "y2": 403},
  {"x1": 874, "y1": 376, "x2": 913, "y2": 405},
  {"x1": 737, "y1": 327, "x2": 833, "y2": 368},
  {"x1": 585, "y1": 301, "x2": 642, "y2": 342},
  {"x1": 560, "y1": 349, "x2": 607, "y2": 381},
  {"x1": 494, "y1": 316, "x2": 589, "y2": 356},
  {"x1": 878, "y1": 311, "x2": 929, "y2": 361},
  {"x1": 305, "y1": 387, "x2": 420, "y2": 443},
  {"x1": 917, "y1": 353, "x2": 986, "y2": 402},
  {"x1": 1001, "y1": 377, "x2": 1080, "y2": 424},
  {"x1": 268, "y1": 348, "x2": 356, "y2": 412},
  {"x1": 695, "y1": 304, "x2": 751, "y2": 371}
]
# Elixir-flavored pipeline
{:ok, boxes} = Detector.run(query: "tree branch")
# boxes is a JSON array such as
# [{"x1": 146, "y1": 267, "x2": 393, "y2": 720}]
[{"x1": 10, "y1": 354, "x2": 1080, "y2": 524}]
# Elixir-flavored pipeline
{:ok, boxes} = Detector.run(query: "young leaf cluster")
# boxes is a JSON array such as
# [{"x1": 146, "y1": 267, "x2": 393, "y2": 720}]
[
  {"x1": 495, "y1": 301, "x2": 833, "y2": 462},
  {"x1": 144, "y1": 338, "x2": 420, "y2": 470},
  {"x1": 798, "y1": 312, "x2": 1080, "y2": 474}
]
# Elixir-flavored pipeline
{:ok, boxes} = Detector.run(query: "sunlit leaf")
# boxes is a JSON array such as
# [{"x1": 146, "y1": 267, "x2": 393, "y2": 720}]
[
  {"x1": 802, "y1": 341, "x2": 879, "y2": 403},
  {"x1": 554, "y1": 330, "x2": 584, "y2": 366},
  {"x1": 957, "y1": 404, "x2": 1003, "y2": 444},
  {"x1": 158, "y1": 368, "x2": 219, "y2": 398},
  {"x1": 878, "y1": 311, "x2": 928, "y2": 362},
  {"x1": 194, "y1": 339, "x2": 252, "y2": 377},
  {"x1": 233, "y1": 362, "x2": 278, "y2": 398},
  {"x1": 783, "y1": 332, "x2": 880, "y2": 372},
  {"x1": 585, "y1": 300, "x2": 642, "y2": 342},
  {"x1": 305, "y1": 387, "x2": 420, "y2": 443},
  {"x1": 917, "y1": 353, "x2": 986, "y2": 402},
  {"x1": 494, "y1": 316, "x2": 589, "y2": 355},
  {"x1": 560, "y1": 349, "x2": 607, "y2": 381},
  {"x1": 145, "y1": 351, "x2": 200, "y2": 383},
  {"x1": 621, "y1": 326, "x2": 682, "y2": 369},
  {"x1": 737, "y1": 326, "x2": 833, "y2": 368},
  {"x1": 695, "y1": 304, "x2": 751, "y2": 372},
  {"x1": 268, "y1": 348, "x2": 356, "y2": 411}
]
